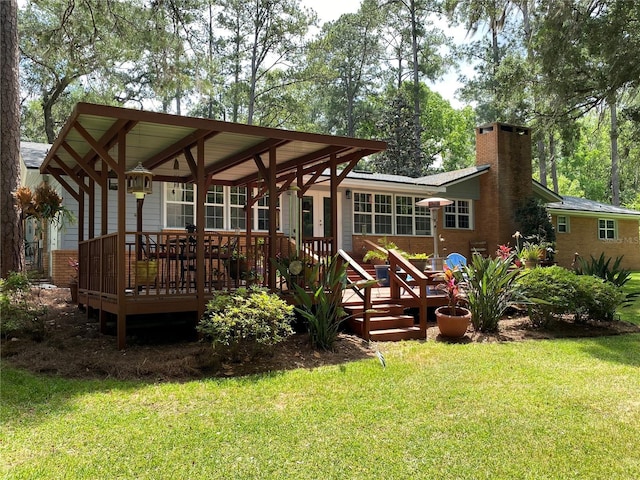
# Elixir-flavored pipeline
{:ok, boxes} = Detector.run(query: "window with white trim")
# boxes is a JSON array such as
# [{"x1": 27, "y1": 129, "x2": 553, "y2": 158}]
[
  {"x1": 353, "y1": 192, "x2": 372, "y2": 234},
  {"x1": 395, "y1": 195, "x2": 432, "y2": 235},
  {"x1": 354, "y1": 192, "x2": 439, "y2": 235},
  {"x1": 444, "y1": 200, "x2": 471, "y2": 229},
  {"x1": 557, "y1": 215, "x2": 569, "y2": 233},
  {"x1": 230, "y1": 187, "x2": 246, "y2": 230},
  {"x1": 166, "y1": 184, "x2": 194, "y2": 228},
  {"x1": 163, "y1": 184, "x2": 278, "y2": 231},
  {"x1": 598, "y1": 218, "x2": 616, "y2": 240},
  {"x1": 205, "y1": 185, "x2": 224, "y2": 229},
  {"x1": 375, "y1": 194, "x2": 392, "y2": 234}
]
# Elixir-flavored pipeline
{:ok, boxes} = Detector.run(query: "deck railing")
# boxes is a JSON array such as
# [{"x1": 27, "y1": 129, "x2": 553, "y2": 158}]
[
  {"x1": 387, "y1": 249, "x2": 429, "y2": 336},
  {"x1": 78, "y1": 231, "x2": 334, "y2": 299}
]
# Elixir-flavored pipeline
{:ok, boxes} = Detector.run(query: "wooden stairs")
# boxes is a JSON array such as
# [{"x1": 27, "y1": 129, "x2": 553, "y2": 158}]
[
  {"x1": 342, "y1": 259, "x2": 428, "y2": 342},
  {"x1": 343, "y1": 300, "x2": 424, "y2": 342}
]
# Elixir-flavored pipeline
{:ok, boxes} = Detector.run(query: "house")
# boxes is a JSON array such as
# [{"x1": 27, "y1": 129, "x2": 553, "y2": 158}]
[{"x1": 21, "y1": 104, "x2": 640, "y2": 347}]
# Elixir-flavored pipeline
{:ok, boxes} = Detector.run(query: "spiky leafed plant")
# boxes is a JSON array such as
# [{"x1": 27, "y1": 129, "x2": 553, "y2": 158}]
[{"x1": 457, "y1": 253, "x2": 523, "y2": 333}]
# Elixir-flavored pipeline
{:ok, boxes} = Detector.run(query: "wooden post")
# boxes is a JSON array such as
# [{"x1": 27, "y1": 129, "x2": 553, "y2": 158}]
[
  {"x1": 196, "y1": 138, "x2": 206, "y2": 319},
  {"x1": 116, "y1": 131, "x2": 127, "y2": 350},
  {"x1": 329, "y1": 153, "x2": 338, "y2": 257},
  {"x1": 268, "y1": 147, "x2": 278, "y2": 290}
]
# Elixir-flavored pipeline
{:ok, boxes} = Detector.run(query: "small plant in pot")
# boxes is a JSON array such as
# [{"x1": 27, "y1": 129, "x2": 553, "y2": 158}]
[
  {"x1": 434, "y1": 265, "x2": 471, "y2": 338},
  {"x1": 406, "y1": 252, "x2": 431, "y2": 271}
]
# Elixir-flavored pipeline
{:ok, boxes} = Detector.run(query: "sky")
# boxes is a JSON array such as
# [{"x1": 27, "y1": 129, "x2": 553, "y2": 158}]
[{"x1": 299, "y1": 0, "x2": 472, "y2": 109}]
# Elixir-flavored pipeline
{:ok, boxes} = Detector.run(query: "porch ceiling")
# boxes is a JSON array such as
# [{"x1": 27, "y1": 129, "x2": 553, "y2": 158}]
[{"x1": 40, "y1": 103, "x2": 386, "y2": 187}]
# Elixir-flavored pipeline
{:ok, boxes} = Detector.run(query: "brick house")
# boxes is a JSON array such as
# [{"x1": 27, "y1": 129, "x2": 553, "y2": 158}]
[{"x1": 20, "y1": 120, "x2": 640, "y2": 287}]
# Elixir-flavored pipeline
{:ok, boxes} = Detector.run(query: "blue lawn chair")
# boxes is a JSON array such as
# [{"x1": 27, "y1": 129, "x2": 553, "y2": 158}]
[{"x1": 444, "y1": 252, "x2": 467, "y2": 270}]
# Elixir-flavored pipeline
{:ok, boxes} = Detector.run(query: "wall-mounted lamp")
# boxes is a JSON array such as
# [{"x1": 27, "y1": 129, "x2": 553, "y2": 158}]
[
  {"x1": 345, "y1": 189, "x2": 351, "y2": 199},
  {"x1": 173, "y1": 158, "x2": 179, "y2": 170}
]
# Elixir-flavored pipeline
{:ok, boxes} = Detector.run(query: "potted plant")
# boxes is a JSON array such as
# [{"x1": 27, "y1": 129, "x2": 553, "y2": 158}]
[
  {"x1": 362, "y1": 248, "x2": 387, "y2": 265},
  {"x1": 520, "y1": 244, "x2": 543, "y2": 269},
  {"x1": 225, "y1": 249, "x2": 249, "y2": 280},
  {"x1": 434, "y1": 265, "x2": 471, "y2": 338},
  {"x1": 406, "y1": 252, "x2": 431, "y2": 272}
]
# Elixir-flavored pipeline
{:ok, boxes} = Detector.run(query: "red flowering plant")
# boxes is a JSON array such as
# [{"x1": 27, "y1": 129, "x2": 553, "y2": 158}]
[{"x1": 435, "y1": 265, "x2": 466, "y2": 315}]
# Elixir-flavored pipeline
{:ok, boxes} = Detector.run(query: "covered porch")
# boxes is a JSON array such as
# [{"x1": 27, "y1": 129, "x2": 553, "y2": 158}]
[{"x1": 41, "y1": 103, "x2": 385, "y2": 348}]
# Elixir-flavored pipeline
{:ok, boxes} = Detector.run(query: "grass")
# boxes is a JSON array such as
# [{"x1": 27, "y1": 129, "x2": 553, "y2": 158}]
[
  {"x1": 2, "y1": 334, "x2": 640, "y2": 479},
  {"x1": 619, "y1": 272, "x2": 640, "y2": 325},
  {"x1": 1, "y1": 273, "x2": 639, "y2": 479}
]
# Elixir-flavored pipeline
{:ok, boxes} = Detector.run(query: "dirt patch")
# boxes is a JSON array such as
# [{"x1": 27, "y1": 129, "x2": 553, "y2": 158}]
[{"x1": 2, "y1": 287, "x2": 639, "y2": 381}]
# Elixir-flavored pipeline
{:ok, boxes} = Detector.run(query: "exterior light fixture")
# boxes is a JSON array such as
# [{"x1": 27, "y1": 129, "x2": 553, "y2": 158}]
[{"x1": 125, "y1": 163, "x2": 153, "y2": 199}]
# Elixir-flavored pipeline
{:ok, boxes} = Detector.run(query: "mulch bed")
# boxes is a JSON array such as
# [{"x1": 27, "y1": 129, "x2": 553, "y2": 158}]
[{"x1": 2, "y1": 287, "x2": 639, "y2": 382}]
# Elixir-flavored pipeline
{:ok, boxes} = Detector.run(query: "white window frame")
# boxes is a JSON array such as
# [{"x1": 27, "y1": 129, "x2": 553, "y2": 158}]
[
  {"x1": 443, "y1": 200, "x2": 472, "y2": 230},
  {"x1": 353, "y1": 191, "x2": 441, "y2": 236},
  {"x1": 204, "y1": 185, "x2": 224, "y2": 230},
  {"x1": 598, "y1": 218, "x2": 617, "y2": 240},
  {"x1": 557, "y1": 215, "x2": 569, "y2": 233},
  {"x1": 165, "y1": 183, "x2": 195, "y2": 229},
  {"x1": 163, "y1": 184, "x2": 280, "y2": 231}
]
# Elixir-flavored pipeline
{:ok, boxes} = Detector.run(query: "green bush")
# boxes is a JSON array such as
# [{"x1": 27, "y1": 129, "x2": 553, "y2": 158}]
[
  {"x1": 0, "y1": 272, "x2": 46, "y2": 340},
  {"x1": 458, "y1": 254, "x2": 522, "y2": 333},
  {"x1": 197, "y1": 286, "x2": 294, "y2": 362},
  {"x1": 516, "y1": 266, "x2": 626, "y2": 326},
  {"x1": 574, "y1": 252, "x2": 631, "y2": 287},
  {"x1": 287, "y1": 255, "x2": 349, "y2": 351}
]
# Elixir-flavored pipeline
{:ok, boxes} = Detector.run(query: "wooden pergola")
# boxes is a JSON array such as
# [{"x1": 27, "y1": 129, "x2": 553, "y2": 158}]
[{"x1": 40, "y1": 103, "x2": 386, "y2": 348}]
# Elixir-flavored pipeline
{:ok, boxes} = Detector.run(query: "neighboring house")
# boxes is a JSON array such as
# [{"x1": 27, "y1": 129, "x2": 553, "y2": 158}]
[
  {"x1": 20, "y1": 121, "x2": 640, "y2": 288},
  {"x1": 548, "y1": 196, "x2": 640, "y2": 268}
]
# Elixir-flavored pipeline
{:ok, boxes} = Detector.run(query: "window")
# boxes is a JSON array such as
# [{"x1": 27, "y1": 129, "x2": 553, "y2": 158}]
[
  {"x1": 557, "y1": 215, "x2": 569, "y2": 233},
  {"x1": 444, "y1": 200, "x2": 471, "y2": 229},
  {"x1": 205, "y1": 185, "x2": 224, "y2": 229},
  {"x1": 166, "y1": 184, "x2": 194, "y2": 228},
  {"x1": 374, "y1": 194, "x2": 392, "y2": 234},
  {"x1": 256, "y1": 194, "x2": 273, "y2": 231},
  {"x1": 354, "y1": 192, "x2": 372, "y2": 234},
  {"x1": 229, "y1": 187, "x2": 246, "y2": 230},
  {"x1": 354, "y1": 192, "x2": 438, "y2": 235},
  {"x1": 395, "y1": 195, "x2": 432, "y2": 235},
  {"x1": 598, "y1": 219, "x2": 616, "y2": 240},
  {"x1": 163, "y1": 184, "x2": 278, "y2": 231}
]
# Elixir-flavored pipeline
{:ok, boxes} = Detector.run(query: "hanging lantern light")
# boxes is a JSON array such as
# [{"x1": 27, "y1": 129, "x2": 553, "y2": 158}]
[{"x1": 125, "y1": 163, "x2": 153, "y2": 199}]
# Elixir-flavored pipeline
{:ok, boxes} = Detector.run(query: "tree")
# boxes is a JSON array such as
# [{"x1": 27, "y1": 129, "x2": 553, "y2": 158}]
[
  {"x1": 372, "y1": 83, "x2": 475, "y2": 176},
  {"x1": 19, "y1": 0, "x2": 146, "y2": 142},
  {"x1": 217, "y1": 0, "x2": 314, "y2": 125},
  {"x1": 535, "y1": 0, "x2": 640, "y2": 205},
  {"x1": 306, "y1": 0, "x2": 383, "y2": 136},
  {"x1": 1, "y1": 0, "x2": 24, "y2": 277},
  {"x1": 379, "y1": 0, "x2": 451, "y2": 168}
]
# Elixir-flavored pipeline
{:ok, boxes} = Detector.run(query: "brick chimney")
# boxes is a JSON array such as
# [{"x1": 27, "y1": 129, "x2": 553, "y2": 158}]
[{"x1": 474, "y1": 123, "x2": 532, "y2": 252}]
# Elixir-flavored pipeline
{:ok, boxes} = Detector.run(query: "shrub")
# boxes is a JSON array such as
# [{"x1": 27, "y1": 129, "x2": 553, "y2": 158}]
[
  {"x1": 197, "y1": 286, "x2": 294, "y2": 362},
  {"x1": 574, "y1": 253, "x2": 631, "y2": 288},
  {"x1": 516, "y1": 266, "x2": 626, "y2": 327},
  {"x1": 0, "y1": 272, "x2": 46, "y2": 340},
  {"x1": 458, "y1": 254, "x2": 522, "y2": 333},
  {"x1": 288, "y1": 255, "x2": 348, "y2": 351}
]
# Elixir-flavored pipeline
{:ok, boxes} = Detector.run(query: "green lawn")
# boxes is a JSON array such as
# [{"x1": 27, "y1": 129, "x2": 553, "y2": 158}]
[
  {"x1": 620, "y1": 272, "x2": 640, "y2": 325},
  {"x1": 2, "y1": 274, "x2": 639, "y2": 479}
]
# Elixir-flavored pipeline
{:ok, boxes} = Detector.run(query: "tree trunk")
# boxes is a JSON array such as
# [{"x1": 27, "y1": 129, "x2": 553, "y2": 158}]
[
  {"x1": 410, "y1": 0, "x2": 421, "y2": 168},
  {"x1": 537, "y1": 137, "x2": 547, "y2": 187},
  {"x1": 0, "y1": 0, "x2": 24, "y2": 277},
  {"x1": 610, "y1": 94, "x2": 620, "y2": 206},
  {"x1": 549, "y1": 132, "x2": 558, "y2": 194}
]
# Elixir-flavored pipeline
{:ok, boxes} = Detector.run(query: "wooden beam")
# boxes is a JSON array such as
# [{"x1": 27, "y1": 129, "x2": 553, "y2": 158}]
[
  {"x1": 51, "y1": 155, "x2": 89, "y2": 194},
  {"x1": 60, "y1": 144, "x2": 104, "y2": 186},
  {"x1": 72, "y1": 122, "x2": 119, "y2": 172},
  {"x1": 48, "y1": 170, "x2": 80, "y2": 202},
  {"x1": 183, "y1": 146, "x2": 198, "y2": 178},
  {"x1": 205, "y1": 138, "x2": 288, "y2": 177},
  {"x1": 268, "y1": 147, "x2": 278, "y2": 290},
  {"x1": 143, "y1": 129, "x2": 216, "y2": 170}
]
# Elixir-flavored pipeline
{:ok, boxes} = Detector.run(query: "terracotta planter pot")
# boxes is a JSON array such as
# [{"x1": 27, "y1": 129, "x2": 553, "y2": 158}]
[{"x1": 435, "y1": 306, "x2": 471, "y2": 338}]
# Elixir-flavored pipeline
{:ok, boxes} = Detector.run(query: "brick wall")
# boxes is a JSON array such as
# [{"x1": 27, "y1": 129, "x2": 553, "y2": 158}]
[
  {"x1": 52, "y1": 249, "x2": 78, "y2": 287},
  {"x1": 474, "y1": 123, "x2": 532, "y2": 252},
  {"x1": 552, "y1": 214, "x2": 640, "y2": 270}
]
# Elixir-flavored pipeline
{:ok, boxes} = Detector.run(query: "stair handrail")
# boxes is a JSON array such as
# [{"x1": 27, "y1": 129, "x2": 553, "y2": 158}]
[
  {"x1": 387, "y1": 249, "x2": 429, "y2": 337},
  {"x1": 338, "y1": 249, "x2": 374, "y2": 340}
]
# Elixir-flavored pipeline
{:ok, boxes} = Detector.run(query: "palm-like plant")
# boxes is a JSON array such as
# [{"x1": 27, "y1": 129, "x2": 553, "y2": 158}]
[{"x1": 457, "y1": 253, "x2": 522, "y2": 333}]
